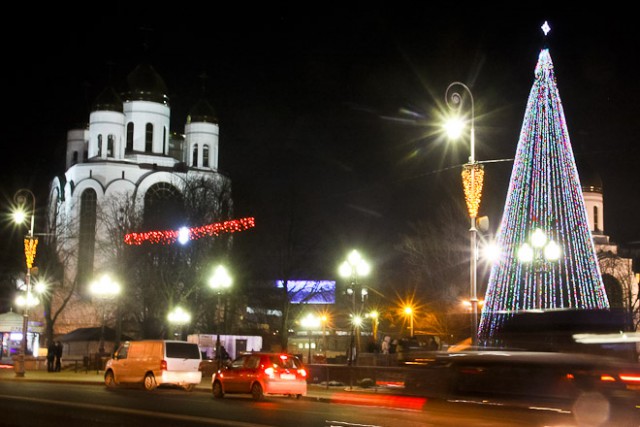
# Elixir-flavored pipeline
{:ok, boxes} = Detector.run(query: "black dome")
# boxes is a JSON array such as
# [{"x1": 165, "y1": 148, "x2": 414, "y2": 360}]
[
  {"x1": 187, "y1": 98, "x2": 218, "y2": 124},
  {"x1": 92, "y1": 86, "x2": 123, "y2": 112},
  {"x1": 121, "y1": 63, "x2": 169, "y2": 105},
  {"x1": 578, "y1": 160, "x2": 603, "y2": 193}
]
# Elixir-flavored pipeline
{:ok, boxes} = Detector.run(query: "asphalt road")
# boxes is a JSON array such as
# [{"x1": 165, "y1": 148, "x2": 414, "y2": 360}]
[{"x1": 0, "y1": 379, "x2": 609, "y2": 427}]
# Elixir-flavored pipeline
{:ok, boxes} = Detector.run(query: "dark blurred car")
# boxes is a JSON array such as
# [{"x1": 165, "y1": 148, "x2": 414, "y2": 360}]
[
  {"x1": 211, "y1": 352, "x2": 307, "y2": 400},
  {"x1": 403, "y1": 350, "x2": 640, "y2": 422}
]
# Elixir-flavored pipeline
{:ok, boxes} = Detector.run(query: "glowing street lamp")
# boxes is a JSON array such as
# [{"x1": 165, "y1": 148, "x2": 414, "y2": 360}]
[
  {"x1": 301, "y1": 313, "x2": 321, "y2": 364},
  {"x1": 209, "y1": 265, "x2": 232, "y2": 370},
  {"x1": 445, "y1": 82, "x2": 484, "y2": 347},
  {"x1": 339, "y1": 250, "x2": 370, "y2": 365},
  {"x1": 168, "y1": 306, "x2": 191, "y2": 340},
  {"x1": 403, "y1": 306, "x2": 414, "y2": 338},
  {"x1": 12, "y1": 189, "x2": 37, "y2": 378},
  {"x1": 518, "y1": 228, "x2": 561, "y2": 309},
  {"x1": 90, "y1": 274, "x2": 121, "y2": 354}
]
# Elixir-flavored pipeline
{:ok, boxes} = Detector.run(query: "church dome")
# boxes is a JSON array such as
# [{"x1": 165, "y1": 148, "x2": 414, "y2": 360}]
[
  {"x1": 121, "y1": 63, "x2": 169, "y2": 105},
  {"x1": 187, "y1": 98, "x2": 218, "y2": 124},
  {"x1": 578, "y1": 160, "x2": 603, "y2": 193},
  {"x1": 91, "y1": 86, "x2": 123, "y2": 112}
]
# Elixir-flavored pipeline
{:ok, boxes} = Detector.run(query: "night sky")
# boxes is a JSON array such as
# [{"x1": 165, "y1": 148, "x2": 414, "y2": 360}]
[{"x1": 1, "y1": 6, "x2": 639, "y2": 289}]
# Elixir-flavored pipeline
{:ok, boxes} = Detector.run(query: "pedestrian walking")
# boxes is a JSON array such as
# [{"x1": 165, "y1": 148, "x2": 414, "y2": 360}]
[
  {"x1": 54, "y1": 341, "x2": 63, "y2": 372},
  {"x1": 46, "y1": 341, "x2": 56, "y2": 372}
]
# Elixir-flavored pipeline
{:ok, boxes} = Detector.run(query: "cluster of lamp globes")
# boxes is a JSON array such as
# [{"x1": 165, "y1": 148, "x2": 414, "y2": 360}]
[
  {"x1": 517, "y1": 228, "x2": 562, "y2": 263},
  {"x1": 166, "y1": 265, "x2": 233, "y2": 326}
]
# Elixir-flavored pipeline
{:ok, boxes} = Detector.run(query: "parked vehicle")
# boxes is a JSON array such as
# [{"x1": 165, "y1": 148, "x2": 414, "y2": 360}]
[
  {"x1": 104, "y1": 340, "x2": 202, "y2": 391},
  {"x1": 211, "y1": 352, "x2": 307, "y2": 400}
]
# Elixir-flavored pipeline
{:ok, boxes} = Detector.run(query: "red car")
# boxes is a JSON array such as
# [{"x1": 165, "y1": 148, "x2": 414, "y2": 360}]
[{"x1": 211, "y1": 352, "x2": 307, "y2": 400}]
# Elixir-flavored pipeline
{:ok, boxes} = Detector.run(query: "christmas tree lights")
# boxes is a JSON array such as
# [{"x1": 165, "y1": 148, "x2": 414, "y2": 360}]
[
  {"x1": 124, "y1": 217, "x2": 256, "y2": 245},
  {"x1": 478, "y1": 47, "x2": 609, "y2": 341}
]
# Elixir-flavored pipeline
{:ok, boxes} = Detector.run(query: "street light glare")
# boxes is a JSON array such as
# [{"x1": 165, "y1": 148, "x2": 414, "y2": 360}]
[
  {"x1": 339, "y1": 249, "x2": 370, "y2": 277},
  {"x1": 531, "y1": 228, "x2": 548, "y2": 248},
  {"x1": 356, "y1": 261, "x2": 370, "y2": 277},
  {"x1": 177, "y1": 226, "x2": 190, "y2": 245},
  {"x1": 209, "y1": 265, "x2": 232, "y2": 290},
  {"x1": 338, "y1": 261, "x2": 352, "y2": 278},
  {"x1": 444, "y1": 117, "x2": 465, "y2": 140},
  {"x1": 90, "y1": 274, "x2": 121, "y2": 297},
  {"x1": 518, "y1": 243, "x2": 534, "y2": 263},
  {"x1": 168, "y1": 306, "x2": 191, "y2": 324},
  {"x1": 483, "y1": 242, "x2": 501, "y2": 263},
  {"x1": 544, "y1": 240, "x2": 561, "y2": 261},
  {"x1": 13, "y1": 210, "x2": 27, "y2": 225}
]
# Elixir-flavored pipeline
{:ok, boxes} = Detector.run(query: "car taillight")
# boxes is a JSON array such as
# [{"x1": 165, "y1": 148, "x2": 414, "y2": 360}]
[
  {"x1": 161, "y1": 360, "x2": 167, "y2": 371},
  {"x1": 264, "y1": 367, "x2": 275, "y2": 378},
  {"x1": 298, "y1": 368, "x2": 307, "y2": 378},
  {"x1": 600, "y1": 374, "x2": 616, "y2": 382},
  {"x1": 619, "y1": 373, "x2": 640, "y2": 383}
]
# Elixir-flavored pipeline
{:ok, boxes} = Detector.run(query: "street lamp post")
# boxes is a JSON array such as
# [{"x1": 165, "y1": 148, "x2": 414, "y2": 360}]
[
  {"x1": 367, "y1": 310, "x2": 379, "y2": 343},
  {"x1": 445, "y1": 82, "x2": 485, "y2": 347},
  {"x1": 518, "y1": 228, "x2": 561, "y2": 309},
  {"x1": 12, "y1": 189, "x2": 37, "y2": 378},
  {"x1": 89, "y1": 274, "x2": 121, "y2": 355},
  {"x1": 339, "y1": 250, "x2": 370, "y2": 365},
  {"x1": 320, "y1": 315, "x2": 328, "y2": 359},
  {"x1": 301, "y1": 313, "x2": 321, "y2": 364},
  {"x1": 168, "y1": 306, "x2": 192, "y2": 340},
  {"x1": 403, "y1": 306, "x2": 414, "y2": 338},
  {"x1": 208, "y1": 265, "x2": 232, "y2": 371}
]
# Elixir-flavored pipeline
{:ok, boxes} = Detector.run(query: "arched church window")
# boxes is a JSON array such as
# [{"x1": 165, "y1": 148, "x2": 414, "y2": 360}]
[
  {"x1": 126, "y1": 123, "x2": 134, "y2": 153},
  {"x1": 97, "y1": 135, "x2": 103, "y2": 157},
  {"x1": 145, "y1": 123, "x2": 153, "y2": 152},
  {"x1": 107, "y1": 135, "x2": 115, "y2": 157},
  {"x1": 163, "y1": 127, "x2": 167, "y2": 155},
  {"x1": 602, "y1": 274, "x2": 623, "y2": 309},
  {"x1": 594, "y1": 206, "x2": 599, "y2": 231},
  {"x1": 78, "y1": 189, "x2": 97, "y2": 290},
  {"x1": 143, "y1": 182, "x2": 184, "y2": 230},
  {"x1": 192, "y1": 144, "x2": 198, "y2": 167},
  {"x1": 203, "y1": 145, "x2": 210, "y2": 168}
]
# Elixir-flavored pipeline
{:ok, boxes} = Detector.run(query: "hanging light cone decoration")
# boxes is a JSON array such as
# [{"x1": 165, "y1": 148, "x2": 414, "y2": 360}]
[
  {"x1": 24, "y1": 237, "x2": 38, "y2": 269},
  {"x1": 462, "y1": 163, "x2": 484, "y2": 218}
]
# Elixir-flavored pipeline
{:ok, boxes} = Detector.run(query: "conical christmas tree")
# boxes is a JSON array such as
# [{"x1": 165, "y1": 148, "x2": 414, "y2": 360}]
[{"x1": 478, "y1": 46, "x2": 609, "y2": 342}]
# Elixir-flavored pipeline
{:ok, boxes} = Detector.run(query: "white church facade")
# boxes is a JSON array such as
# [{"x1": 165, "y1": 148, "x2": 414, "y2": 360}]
[
  {"x1": 582, "y1": 171, "x2": 639, "y2": 330},
  {"x1": 45, "y1": 63, "x2": 231, "y2": 336}
]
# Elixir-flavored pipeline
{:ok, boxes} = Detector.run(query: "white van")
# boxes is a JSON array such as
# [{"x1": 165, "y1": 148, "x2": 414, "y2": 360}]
[{"x1": 104, "y1": 340, "x2": 202, "y2": 391}]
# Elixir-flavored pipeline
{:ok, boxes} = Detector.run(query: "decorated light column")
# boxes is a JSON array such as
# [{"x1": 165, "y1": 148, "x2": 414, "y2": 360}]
[
  {"x1": 445, "y1": 83, "x2": 485, "y2": 346},
  {"x1": 12, "y1": 189, "x2": 38, "y2": 378}
]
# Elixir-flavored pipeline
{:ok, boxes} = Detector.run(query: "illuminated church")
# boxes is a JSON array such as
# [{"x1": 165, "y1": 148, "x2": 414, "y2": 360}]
[
  {"x1": 45, "y1": 62, "x2": 232, "y2": 337},
  {"x1": 581, "y1": 167, "x2": 639, "y2": 329}
]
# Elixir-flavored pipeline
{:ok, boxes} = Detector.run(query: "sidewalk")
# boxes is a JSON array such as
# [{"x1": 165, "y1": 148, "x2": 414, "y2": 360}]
[{"x1": 0, "y1": 365, "x2": 424, "y2": 409}]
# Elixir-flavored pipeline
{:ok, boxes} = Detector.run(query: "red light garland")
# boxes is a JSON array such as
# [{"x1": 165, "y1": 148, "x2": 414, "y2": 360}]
[{"x1": 124, "y1": 217, "x2": 256, "y2": 246}]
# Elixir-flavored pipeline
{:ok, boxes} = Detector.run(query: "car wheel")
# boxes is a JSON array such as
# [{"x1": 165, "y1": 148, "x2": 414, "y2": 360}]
[
  {"x1": 183, "y1": 383, "x2": 195, "y2": 392},
  {"x1": 251, "y1": 383, "x2": 264, "y2": 401},
  {"x1": 295, "y1": 394, "x2": 302, "y2": 400},
  {"x1": 104, "y1": 371, "x2": 116, "y2": 388},
  {"x1": 212, "y1": 381, "x2": 224, "y2": 398},
  {"x1": 143, "y1": 373, "x2": 157, "y2": 391}
]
